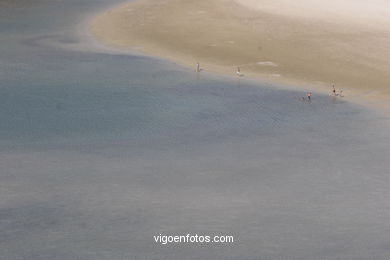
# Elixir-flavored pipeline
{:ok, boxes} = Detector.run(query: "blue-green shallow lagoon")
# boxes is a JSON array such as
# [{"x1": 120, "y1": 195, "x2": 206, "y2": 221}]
[{"x1": 1, "y1": 1, "x2": 390, "y2": 259}]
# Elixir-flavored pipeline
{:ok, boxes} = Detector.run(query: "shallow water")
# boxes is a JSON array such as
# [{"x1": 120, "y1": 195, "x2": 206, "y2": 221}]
[{"x1": 1, "y1": 1, "x2": 390, "y2": 260}]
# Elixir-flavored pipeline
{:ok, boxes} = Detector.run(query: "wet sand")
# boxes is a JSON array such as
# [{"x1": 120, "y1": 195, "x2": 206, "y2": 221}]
[{"x1": 91, "y1": 0, "x2": 390, "y2": 110}]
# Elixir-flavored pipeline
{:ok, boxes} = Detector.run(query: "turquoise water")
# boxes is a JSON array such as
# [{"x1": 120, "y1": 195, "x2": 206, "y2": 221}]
[{"x1": 1, "y1": 1, "x2": 390, "y2": 259}]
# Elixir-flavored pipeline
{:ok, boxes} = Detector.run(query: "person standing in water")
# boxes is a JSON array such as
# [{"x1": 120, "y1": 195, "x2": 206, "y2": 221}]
[
  {"x1": 236, "y1": 66, "x2": 241, "y2": 76},
  {"x1": 196, "y1": 62, "x2": 201, "y2": 72},
  {"x1": 307, "y1": 92, "x2": 312, "y2": 101},
  {"x1": 332, "y1": 84, "x2": 336, "y2": 96}
]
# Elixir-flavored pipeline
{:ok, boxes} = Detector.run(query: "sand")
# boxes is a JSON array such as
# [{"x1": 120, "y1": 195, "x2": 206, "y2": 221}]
[{"x1": 91, "y1": 0, "x2": 390, "y2": 110}]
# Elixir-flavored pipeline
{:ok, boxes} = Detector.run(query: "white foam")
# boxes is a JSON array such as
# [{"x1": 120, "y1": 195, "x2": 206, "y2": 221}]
[{"x1": 256, "y1": 61, "x2": 278, "y2": 67}]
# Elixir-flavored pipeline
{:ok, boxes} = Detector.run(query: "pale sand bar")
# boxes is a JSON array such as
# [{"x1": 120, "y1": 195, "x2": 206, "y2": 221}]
[{"x1": 91, "y1": 0, "x2": 390, "y2": 109}]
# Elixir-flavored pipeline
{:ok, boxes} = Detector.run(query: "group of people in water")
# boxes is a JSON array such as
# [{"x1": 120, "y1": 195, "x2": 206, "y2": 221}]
[
  {"x1": 301, "y1": 85, "x2": 344, "y2": 102},
  {"x1": 196, "y1": 62, "x2": 344, "y2": 102}
]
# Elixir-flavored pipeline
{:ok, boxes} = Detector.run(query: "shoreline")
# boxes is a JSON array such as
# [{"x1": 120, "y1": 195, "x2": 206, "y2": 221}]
[{"x1": 90, "y1": 0, "x2": 390, "y2": 111}]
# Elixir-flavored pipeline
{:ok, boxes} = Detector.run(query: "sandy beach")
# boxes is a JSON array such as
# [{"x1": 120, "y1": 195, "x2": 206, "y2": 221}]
[{"x1": 91, "y1": 0, "x2": 390, "y2": 109}]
